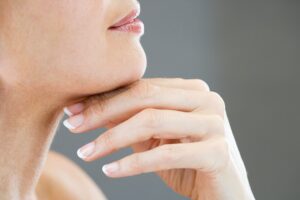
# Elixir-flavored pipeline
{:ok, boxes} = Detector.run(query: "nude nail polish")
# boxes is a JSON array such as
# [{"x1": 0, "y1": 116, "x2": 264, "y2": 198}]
[
  {"x1": 63, "y1": 114, "x2": 84, "y2": 130},
  {"x1": 64, "y1": 103, "x2": 85, "y2": 116},
  {"x1": 77, "y1": 142, "x2": 95, "y2": 159},
  {"x1": 102, "y1": 162, "x2": 119, "y2": 175}
]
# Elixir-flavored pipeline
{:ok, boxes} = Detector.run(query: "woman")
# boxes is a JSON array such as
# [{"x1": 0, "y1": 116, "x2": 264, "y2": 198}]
[{"x1": 0, "y1": 0, "x2": 255, "y2": 200}]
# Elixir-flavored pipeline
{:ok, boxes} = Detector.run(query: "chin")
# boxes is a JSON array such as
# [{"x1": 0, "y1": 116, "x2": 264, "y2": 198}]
[
  {"x1": 114, "y1": 47, "x2": 147, "y2": 90},
  {"x1": 79, "y1": 48, "x2": 147, "y2": 97},
  {"x1": 129, "y1": 47, "x2": 147, "y2": 81}
]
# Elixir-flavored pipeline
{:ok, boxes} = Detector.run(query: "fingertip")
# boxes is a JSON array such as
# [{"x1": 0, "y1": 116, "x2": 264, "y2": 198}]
[
  {"x1": 102, "y1": 162, "x2": 119, "y2": 177},
  {"x1": 64, "y1": 107, "x2": 73, "y2": 116},
  {"x1": 63, "y1": 119, "x2": 76, "y2": 130},
  {"x1": 65, "y1": 103, "x2": 85, "y2": 116},
  {"x1": 63, "y1": 114, "x2": 85, "y2": 131},
  {"x1": 77, "y1": 142, "x2": 96, "y2": 160}
]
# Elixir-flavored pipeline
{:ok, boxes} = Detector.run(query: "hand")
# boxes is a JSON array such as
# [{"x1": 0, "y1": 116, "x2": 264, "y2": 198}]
[{"x1": 63, "y1": 78, "x2": 255, "y2": 200}]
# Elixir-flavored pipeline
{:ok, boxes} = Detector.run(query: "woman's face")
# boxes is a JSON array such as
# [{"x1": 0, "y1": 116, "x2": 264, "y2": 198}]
[{"x1": 0, "y1": 0, "x2": 146, "y2": 98}]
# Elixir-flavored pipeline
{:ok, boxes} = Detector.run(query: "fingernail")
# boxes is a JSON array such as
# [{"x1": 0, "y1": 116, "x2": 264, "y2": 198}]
[
  {"x1": 77, "y1": 142, "x2": 95, "y2": 159},
  {"x1": 102, "y1": 162, "x2": 119, "y2": 176},
  {"x1": 63, "y1": 114, "x2": 84, "y2": 130},
  {"x1": 64, "y1": 107, "x2": 73, "y2": 116},
  {"x1": 64, "y1": 103, "x2": 85, "y2": 116}
]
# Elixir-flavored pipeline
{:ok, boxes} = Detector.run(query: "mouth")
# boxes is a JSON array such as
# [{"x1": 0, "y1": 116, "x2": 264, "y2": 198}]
[{"x1": 108, "y1": 6, "x2": 144, "y2": 35}]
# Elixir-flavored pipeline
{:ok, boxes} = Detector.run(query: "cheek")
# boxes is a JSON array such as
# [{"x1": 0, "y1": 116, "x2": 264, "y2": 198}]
[
  {"x1": 8, "y1": 0, "x2": 147, "y2": 96},
  {"x1": 10, "y1": 0, "x2": 107, "y2": 68}
]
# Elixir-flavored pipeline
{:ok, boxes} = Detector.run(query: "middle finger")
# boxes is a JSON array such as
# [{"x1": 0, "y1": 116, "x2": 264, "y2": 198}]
[{"x1": 64, "y1": 83, "x2": 221, "y2": 133}]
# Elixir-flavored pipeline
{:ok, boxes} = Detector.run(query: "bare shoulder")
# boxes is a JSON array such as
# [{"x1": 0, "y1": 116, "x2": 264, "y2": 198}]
[{"x1": 36, "y1": 151, "x2": 107, "y2": 200}]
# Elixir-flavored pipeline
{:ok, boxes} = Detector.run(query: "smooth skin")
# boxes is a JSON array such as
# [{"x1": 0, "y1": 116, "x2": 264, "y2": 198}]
[
  {"x1": 64, "y1": 79, "x2": 256, "y2": 200},
  {"x1": 0, "y1": 0, "x2": 255, "y2": 200},
  {"x1": 36, "y1": 152, "x2": 107, "y2": 200},
  {"x1": 0, "y1": 0, "x2": 144, "y2": 199}
]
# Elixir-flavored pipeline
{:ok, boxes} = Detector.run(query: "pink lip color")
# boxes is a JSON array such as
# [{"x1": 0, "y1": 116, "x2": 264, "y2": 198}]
[
  {"x1": 108, "y1": 8, "x2": 144, "y2": 35},
  {"x1": 109, "y1": 18, "x2": 144, "y2": 34}
]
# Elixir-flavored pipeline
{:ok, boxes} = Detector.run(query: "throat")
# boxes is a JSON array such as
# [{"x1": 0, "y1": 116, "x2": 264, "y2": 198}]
[{"x1": 0, "y1": 90, "x2": 65, "y2": 200}]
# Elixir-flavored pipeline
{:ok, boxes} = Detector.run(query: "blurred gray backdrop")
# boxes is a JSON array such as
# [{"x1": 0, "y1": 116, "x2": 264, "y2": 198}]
[{"x1": 51, "y1": 1, "x2": 300, "y2": 199}]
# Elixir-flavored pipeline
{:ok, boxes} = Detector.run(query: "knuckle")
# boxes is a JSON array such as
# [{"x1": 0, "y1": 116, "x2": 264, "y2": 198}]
[
  {"x1": 191, "y1": 79, "x2": 210, "y2": 91},
  {"x1": 128, "y1": 154, "x2": 143, "y2": 172},
  {"x1": 159, "y1": 145, "x2": 181, "y2": 163},
  {"x1": 211, "y1": 115, "x2": 225, "y2": 135},
  {"x1": 208, "y1": 92, "x2": 225, "y2": 106},
  {"x1": 207, "y1": 92, "x2": 226, "y2": 114},
  {"x1": 129, "y1": 80, "x2": 160, "y2": 102},
  {"x1": 139, "y1": 108, "x2": 162, "y2": 129},
  {"x1": 99, "y1": 132, "x2": 115, "y2": 151},
  {"x1": 173, "y1": 77, "x2": 185, "y2": 83}
]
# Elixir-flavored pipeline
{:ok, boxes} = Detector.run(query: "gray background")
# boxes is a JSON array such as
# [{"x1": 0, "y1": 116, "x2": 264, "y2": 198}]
[{"x1": 51, "y1": 1, "x2": 300, "y2": 199}]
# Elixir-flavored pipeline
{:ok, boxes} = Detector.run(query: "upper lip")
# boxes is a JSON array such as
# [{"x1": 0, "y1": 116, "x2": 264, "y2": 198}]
[{"x1": 109, "y1": 5, "x2": 141, "y2": 28}]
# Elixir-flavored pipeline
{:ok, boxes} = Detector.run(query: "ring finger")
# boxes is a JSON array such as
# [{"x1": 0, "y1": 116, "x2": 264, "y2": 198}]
[{"x1": 77, "y1": 109, "x2": 224, "y2": 162}]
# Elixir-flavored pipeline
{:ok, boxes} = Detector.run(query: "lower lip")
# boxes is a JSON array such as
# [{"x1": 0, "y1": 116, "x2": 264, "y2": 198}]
[{"x1": 109, "y1": 18, "x2": 144, "y2": 35}]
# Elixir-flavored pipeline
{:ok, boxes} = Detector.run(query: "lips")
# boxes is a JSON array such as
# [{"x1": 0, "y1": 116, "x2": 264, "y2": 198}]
[
  {"x1": 108, "y1": 7, "x2": 144, "y2": 34},
  {"x1": 109, "y1": 9, "x2": 140, "y2": 28}
]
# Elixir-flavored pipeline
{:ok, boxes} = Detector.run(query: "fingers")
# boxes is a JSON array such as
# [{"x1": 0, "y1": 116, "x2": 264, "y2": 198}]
[
  {"x1": 145, "y1": 78, "x2": 210, "y2": 91},
  {"x1": 64, "y1": 78, "x2": 210, "y2": 116},
  {"x1": 63, "y1": 81, "x2": 224, "y2": 133},
  {"x1": 63, "y1": 87, "x2": 127, "y2": 117},
  {"x1": 101, "y1": 138, "x2": 229, "y2": 178},
  {"x1": 76, "y1": 109, "x2": 225, "y2": 162}
]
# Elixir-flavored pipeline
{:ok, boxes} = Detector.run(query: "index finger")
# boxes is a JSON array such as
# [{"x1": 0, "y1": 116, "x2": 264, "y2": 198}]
[{"x1": 63, "y1": 80, "x2": 215, "y2": 133}]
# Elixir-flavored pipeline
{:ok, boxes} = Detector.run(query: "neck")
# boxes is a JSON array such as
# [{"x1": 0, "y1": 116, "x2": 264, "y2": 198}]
[{"x1": 0, "y1": 85, "x2": 65, "y2": 200}]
